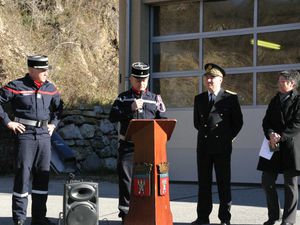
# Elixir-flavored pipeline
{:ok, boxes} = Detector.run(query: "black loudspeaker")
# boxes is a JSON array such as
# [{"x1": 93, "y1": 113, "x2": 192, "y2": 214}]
[{"x1": 63, "y1": 182, "x2": 99, "y2": 225}]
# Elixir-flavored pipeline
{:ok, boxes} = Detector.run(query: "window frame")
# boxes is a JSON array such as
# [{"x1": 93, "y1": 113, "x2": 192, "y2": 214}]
[{"x1": 149, "y1": 0, "x2": 300, "y2": 108}]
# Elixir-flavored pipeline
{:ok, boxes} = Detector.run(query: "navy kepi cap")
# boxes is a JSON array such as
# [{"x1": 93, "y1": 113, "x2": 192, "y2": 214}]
[
  {"x1": 204, "y1": 63, "x2": 225, "y2": 77},
  {"x1": 131, "y1": 62, "x2": 150, "y2": 78},
  {"x1": 27, "y1": 55, "x2": 51, "y2": 70}
]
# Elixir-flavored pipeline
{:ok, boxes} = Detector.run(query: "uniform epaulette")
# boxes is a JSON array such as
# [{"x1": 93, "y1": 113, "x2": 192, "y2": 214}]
[{"x1": 225, "y1": 90, "x2": 237, "y2": 95}]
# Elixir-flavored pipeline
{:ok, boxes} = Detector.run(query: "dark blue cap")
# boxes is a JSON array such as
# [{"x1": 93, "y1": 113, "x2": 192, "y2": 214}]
[
  {"x1": 131, "y1": 62, "x2": 150, "y2": 78},
  {"x1": 28, "y1": 55, "x2": 51, "y2": 70}
]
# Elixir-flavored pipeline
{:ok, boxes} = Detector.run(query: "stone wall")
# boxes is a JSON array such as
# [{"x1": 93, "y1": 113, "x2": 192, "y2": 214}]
[
  {"x1": 0, "y1": 105, "x2": 119, "y2": 174},
  {"x1": 0, "y1": 124, "x2": 15, "y2": 174},
  {"x1": 57, "y1": 106, "x2": 118, "y2": 172}
]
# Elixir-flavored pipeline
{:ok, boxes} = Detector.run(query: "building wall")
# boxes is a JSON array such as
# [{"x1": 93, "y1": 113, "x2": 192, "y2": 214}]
[
  {"x1": 166, "y1": 107, "x2": 267, "y2": 183},
  {"x1": 119, "y1": 0, "x2": 300, "y2": 183}
]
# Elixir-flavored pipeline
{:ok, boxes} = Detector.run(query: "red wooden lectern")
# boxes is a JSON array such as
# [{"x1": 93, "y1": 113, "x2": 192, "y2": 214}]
[{"x1": 124, "y1": 119, "x2": 176, "y2": 225}]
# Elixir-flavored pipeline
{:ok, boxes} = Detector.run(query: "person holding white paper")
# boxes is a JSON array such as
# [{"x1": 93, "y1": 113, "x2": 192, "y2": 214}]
[{"x1": 257, "y1": 70, "x2": 300, "y2": 225}]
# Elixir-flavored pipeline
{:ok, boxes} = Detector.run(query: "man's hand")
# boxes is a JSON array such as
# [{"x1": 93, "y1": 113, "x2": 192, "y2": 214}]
[
  {"x1": 131, "y1": 99, "x2": 144, "y2": 111},
  {"x1": 269, "y1": 132, "x2": 281, "y2": 149},
  {"x1": 7, "y1": 121, "x2": 26, "y2": 134},
  {"x1": 47, "y1": 124, "x2": 56, "y2": 136}
]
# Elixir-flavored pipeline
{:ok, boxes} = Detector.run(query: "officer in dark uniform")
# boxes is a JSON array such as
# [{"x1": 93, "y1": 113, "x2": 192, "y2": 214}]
[
  {"x1": 192, "y1": 63, "x2": 243, "y2": 225},
  {"x1": 109, "y1": 62, "x2": 167, "y2": 223},
  {"x1": 0, "y1": 55, "x2": 63, "y2": 225}
]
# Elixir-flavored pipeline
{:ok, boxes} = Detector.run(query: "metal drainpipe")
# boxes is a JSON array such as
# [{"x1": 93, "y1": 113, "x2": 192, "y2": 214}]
[{"x1": 125, "y1": 0, "x2": 132, "y2": 91}]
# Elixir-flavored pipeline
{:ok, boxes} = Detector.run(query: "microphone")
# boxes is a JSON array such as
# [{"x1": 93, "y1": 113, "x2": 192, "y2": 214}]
[{"x1": 138, "y1": 91, "x2": 144, "y2": 113}]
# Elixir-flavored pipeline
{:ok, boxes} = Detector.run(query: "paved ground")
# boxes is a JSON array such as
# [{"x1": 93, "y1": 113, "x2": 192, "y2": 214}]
[{"x1": 0, "y1": 175, "x2": 299, "y2": 225}]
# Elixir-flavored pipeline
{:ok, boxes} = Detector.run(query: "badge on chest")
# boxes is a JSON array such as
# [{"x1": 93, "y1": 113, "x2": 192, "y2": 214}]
[{"x1": 37, "y1": 93, "x2": 42, "y2": 99}]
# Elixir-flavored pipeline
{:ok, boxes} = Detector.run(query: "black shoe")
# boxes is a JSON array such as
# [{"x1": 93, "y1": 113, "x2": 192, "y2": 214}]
[
  {"x1": 280, "y1": 223, "x2": 293, "y2": 225},
  {"x1": 221, "y1": 221, "x2": 231, "y2": 225},
  {"x1": 121, "y1": 215, "x2": 126, "y2": 225},
  {"x1": 14, "y1": 220, "x2": 25, "y2": 225},
  {"x1": 191, "y1": 218, "x2": 210, "y2": 225},
  {"x1": 31, "y1": 218, "x2": 55, "y2": 225},
  {"x1": 264, "y1": 219, "x2": 280, "y2": 225}
]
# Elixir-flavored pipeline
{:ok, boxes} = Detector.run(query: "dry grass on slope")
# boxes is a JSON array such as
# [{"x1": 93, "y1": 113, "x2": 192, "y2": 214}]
[{"x1": 0, "y1": 0, "x2": 119, "y2": 108}]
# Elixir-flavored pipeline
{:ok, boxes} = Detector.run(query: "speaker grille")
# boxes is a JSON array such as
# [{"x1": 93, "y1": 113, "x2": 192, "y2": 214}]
[
  {"x1": 63, "y1": 182, "x2": 99, "y2": 225},
  {"x1": 66, "y1": 202, "x2": 98, "y2": 225},
  {"x1": 69, "y1": 184, "x2": 96, "y2": 201}
]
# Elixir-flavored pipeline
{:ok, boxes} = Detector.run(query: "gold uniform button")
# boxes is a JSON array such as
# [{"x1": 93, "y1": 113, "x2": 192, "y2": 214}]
[
  {"x1": 204, "y1": 135, "x2": 207, "y2": 138},
  {"x1": 216, "y1": 135, "x2": 219, "y2": 138},
  {"x1": 204, "y1": 124, "x2": 207, "y2": 127},
  {"x1": 215, "y1": 124, "x2": 218, "y2": 127}
]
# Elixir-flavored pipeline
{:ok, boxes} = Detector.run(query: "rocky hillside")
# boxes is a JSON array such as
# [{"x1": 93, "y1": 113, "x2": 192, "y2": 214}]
[{"x1": 0, "y1": 0, "x2": 119, "y2": 107}]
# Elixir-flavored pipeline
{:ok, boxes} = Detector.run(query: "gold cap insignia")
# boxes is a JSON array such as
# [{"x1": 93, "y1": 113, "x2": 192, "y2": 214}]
[{"x1": 206, "y1": 64, "x2": 213, "y2": 72}]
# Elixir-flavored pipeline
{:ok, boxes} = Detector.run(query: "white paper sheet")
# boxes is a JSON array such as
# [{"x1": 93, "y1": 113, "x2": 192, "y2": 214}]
[{"x1": 259, "y1": 137, "x2": 274, "y2": 160}]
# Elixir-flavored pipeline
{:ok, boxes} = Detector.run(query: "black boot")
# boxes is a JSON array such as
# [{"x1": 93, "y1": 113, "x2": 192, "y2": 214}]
[
  {"x1": 31, "y1": 217, "x2": 55, "y2": 225},
  {"x1": 14, "y1": 220, "x2": 25, "y2": 225}
]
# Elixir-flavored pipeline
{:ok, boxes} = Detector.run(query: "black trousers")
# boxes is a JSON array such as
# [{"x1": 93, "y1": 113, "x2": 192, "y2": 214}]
[
  {"x1": 117, "y1": 141, "x2": 134, "y2": 217},
  {"x1": 262, "y1": 171, "x2": 298, "y2": 224},
  {"x1": 196, "y1": 152, "x2": 232, "y2": 222},
  {"x1": 12, "y1": 138, "x2": 51, "y2": 222}
]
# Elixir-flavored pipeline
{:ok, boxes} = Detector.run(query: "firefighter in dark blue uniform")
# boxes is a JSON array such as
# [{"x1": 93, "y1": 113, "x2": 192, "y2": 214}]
[
  {"x1": 109, "y1": 62, "x2": 167, "y2": 223},
  {"x1": 192, "y1": 63, "x2": 243, "y2": 225},
  {"x1": 0, "y1": 55, "x2": 63, "y2": 225}
]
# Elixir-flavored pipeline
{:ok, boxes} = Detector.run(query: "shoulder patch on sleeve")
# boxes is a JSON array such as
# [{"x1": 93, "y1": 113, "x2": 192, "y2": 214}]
[{"x1": 225, "y1": 90, "x2": 237, "y2": 95}]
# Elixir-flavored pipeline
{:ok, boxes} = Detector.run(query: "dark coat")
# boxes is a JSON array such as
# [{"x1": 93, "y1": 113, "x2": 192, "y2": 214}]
[
  {"x1": 109, "y1": 89, "x2": 167, "y2": 137},
  {"x1": 257, "y1": 90, "x2": 300, "y2": 173},
  {"x1": 0, "y1": 74, "x2": 63, "y2": 138},
  {"x1": 194, "y1": 89, "x2": 243, "y2": 154}
]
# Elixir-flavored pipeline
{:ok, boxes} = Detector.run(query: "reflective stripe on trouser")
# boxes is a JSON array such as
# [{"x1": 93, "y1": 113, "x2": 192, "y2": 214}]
[
  {"x1": 117, "y1": 143, "x2": 134, "y2": 217},
  {"x1": 12, "y1": 138, "x2": 51, "y2": 221}
]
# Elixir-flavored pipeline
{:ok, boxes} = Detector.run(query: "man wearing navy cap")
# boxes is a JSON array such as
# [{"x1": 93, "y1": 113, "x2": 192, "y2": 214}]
[
  {"x1": 109, "y1": 61, "x2": 167, "y2": 224},
  {"x1": 192, "y1": 63, "x2": 243, "y2": 225},
  {"x1": 0, "y1": 55, "x2": 63, "y2": 225}
]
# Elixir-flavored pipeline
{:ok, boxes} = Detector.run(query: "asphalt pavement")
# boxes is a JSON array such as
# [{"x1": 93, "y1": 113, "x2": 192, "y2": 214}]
[{"x1": 0, "y1": 175, "x2": 299, "y2": 225}]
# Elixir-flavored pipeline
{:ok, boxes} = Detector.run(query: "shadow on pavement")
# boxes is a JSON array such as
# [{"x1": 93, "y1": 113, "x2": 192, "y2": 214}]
[
  {"x1": 98, "y1": 221, "x2": 260, "y2": 225},
  {"x1": 0, "y1": 217, "x2": 262, "y2": 225},
  {"x1": 0, "y1": 218, "x2": 10, "y2": 225},
  {"x1": 0, "y1": 217, "x2": 58, "y2": 225}
]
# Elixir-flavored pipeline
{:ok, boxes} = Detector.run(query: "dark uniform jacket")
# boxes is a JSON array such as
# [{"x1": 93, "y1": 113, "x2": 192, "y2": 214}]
[
  {"x1": 257, "y1": 90, "x2": 300, "y2": 173},
  {"x1": 109, "y1": 89, "x2": 167, "y2": 137},
  {"x1": 194, "y1": 89, "x2": 243, "y2": 154},
  {"x1": 0, "y1": 74, "x2": 63, "y2": 138}
]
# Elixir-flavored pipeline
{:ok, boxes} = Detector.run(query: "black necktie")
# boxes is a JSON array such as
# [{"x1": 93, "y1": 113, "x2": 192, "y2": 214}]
[
  {"x1": 210, "y1": 93, "x2": 215, "y2": 102},
  {"x1": 208, "y1": 93, "x2": 215, "y2": 111}
]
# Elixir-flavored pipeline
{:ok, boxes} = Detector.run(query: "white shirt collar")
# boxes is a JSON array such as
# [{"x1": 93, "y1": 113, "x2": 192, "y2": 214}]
[{"x1": 208, "y1": 89, "x2": 220, "y2": 99}]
